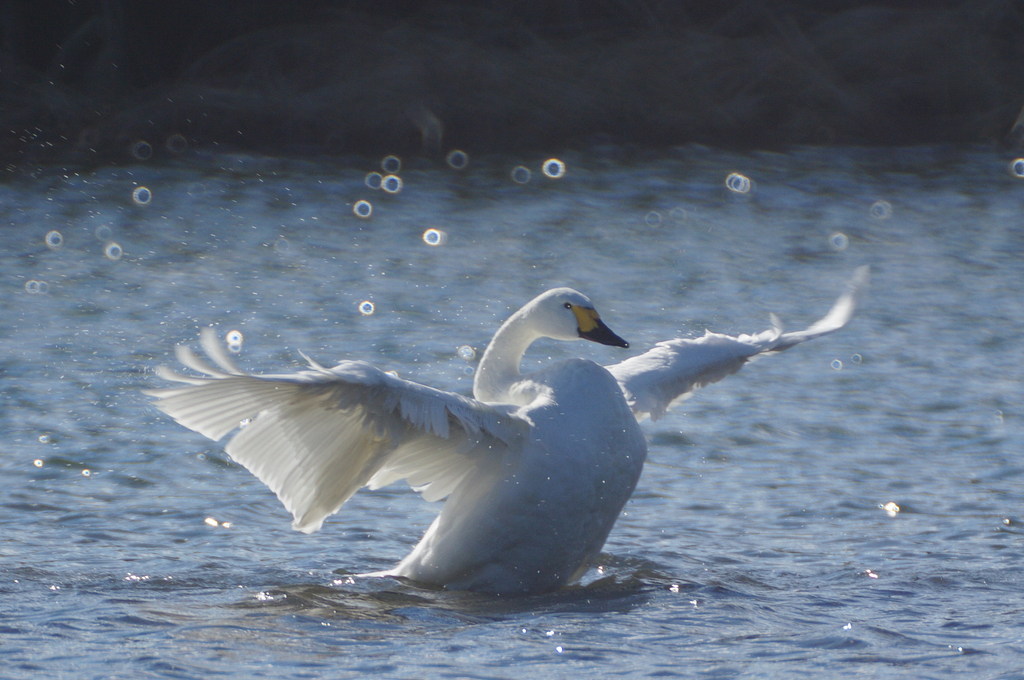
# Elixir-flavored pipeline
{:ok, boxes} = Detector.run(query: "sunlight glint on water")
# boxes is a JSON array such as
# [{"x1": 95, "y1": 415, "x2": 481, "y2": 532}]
[{"x1": 1, "y1": 145, "x2": 1021, "y2": 679}]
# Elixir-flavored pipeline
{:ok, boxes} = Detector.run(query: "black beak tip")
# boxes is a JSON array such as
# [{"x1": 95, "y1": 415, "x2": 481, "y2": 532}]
[{"x1": 580, "y1": 324, "x2": 629, "y2": 349}]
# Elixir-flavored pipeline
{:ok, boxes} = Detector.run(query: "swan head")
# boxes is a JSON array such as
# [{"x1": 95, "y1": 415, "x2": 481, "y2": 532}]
[{"x1": 525, "y1": 288, "x2": 629, "y2": 348}]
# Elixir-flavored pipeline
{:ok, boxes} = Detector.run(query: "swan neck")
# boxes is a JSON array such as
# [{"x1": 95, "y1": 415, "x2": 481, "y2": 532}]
[{"x1": 473, "y1": 312, "x2": 537, "y2": 402}]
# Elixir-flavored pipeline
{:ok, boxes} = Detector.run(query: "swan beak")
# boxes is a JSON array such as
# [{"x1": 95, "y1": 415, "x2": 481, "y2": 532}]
[{"x1": 574, "y1": 307, "x2": 629, "y2": 348}]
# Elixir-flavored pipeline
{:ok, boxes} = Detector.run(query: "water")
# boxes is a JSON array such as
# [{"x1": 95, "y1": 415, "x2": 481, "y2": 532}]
[{"x1": 2, "y1": 145, "x2": 1022, "y2": 679}]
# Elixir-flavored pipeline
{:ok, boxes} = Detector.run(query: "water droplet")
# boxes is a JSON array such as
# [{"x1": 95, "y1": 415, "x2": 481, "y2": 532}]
[
  {"x1": 381, "y1": 174, "x2": 403, "y2": 194},
  {"x1": 130, "y1": 139, "x2": 153, "y2": 160},
  {"x1": 446, "y1": 149, "x2": 469, "y2": 169},
  {"x1": 82, "y1": 469, "x2": 91, "y2": 477},
  {"x1": 881, "y1": 501, "x2": 901, "y2": 517},
  {"x1": 225, "y1": 329, "x2": 243, "y2": 346},
  {"x1": 542, "y1": 158, "x2": 566, "y2": 179},
  {"x1": 456, "y1": 345, "x2": 476, "y2": 361},
  {"x1": 850, "y1": 353, "x2": 863, "y2": 364},
  {"x1": 104, "y1": 242, "x2": 124, "y2": 261},
  {"x1": 44, "y1": 230, "x2": 63, "y2": 249},
  {"x1": 381, "y1": 155, "x2": 401, "y2": 174},
  {"x1": 33, "y1": 459, "x2": 44, "y2": 468},
  {"x1": 255, "y1": 590, "x2": 283, "y2": 601},
  {"x1": 358, "y1": 300, "x2": 375, "y2": 316},
  {"x1": 165, "y1": 133, "x2": 189, "y2": 154},
  {"x1": 24, "y1": 280, "x2": 45, "y2": 294},
  {"x1": 644, "y1": 211, "x2": 662, "y2": 227},
  {"x1": 829, "y1": 231, "x2": 849, "y2": 251},
  {"x1": 869, "y1": 200, "x2": 892, "y2": 220},
  {"x1": 511, "y1": 165, "x2": 531, "y2": 184},
  {"x1": 830, "y1": 358, "x2": 843, "y2": 370},
  {"x1": 669, "y1": 206, "x2": 689, "y2": 223},
  {"x1": 422, "y1": 228, "x2": 447, "y2": 246},
  {"x1": 273, "y1": 237, "x2": 291, "y2": 254},
  {"x1": 1010, "y1": 158, "x2": 1024, "y2": 178},
  {"x1": 37, "y1": 434, "x2": 51, "y2": 444},
  {"x1": 204, "y1": 517, "x2": 219, "y2": 527},
  {"x1": 94, "y1": 225, "x2": 113, "y2": 241},
  {"x1": 353, "y1": 200, "x2": 373, "y2": 218},
  {"x1": 132, "y1": 186, "x2": 152, "y2": 206},
  {"x1": 725, "y1": 172, "x2": 752, "y2": 194},
  {"x1": 364, "y1": 172, "x2": 383, "y2": 190}
]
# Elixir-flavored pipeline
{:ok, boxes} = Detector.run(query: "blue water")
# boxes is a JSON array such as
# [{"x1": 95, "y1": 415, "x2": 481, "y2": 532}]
[{"x1": 2, "y1": 145, "x2": 1022, "y2": 679}]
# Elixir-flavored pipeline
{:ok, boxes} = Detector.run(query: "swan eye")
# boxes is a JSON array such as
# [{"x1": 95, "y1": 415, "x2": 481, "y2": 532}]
[{"x1": 563, "y1": 302, "x2": 573, "y2": 310}]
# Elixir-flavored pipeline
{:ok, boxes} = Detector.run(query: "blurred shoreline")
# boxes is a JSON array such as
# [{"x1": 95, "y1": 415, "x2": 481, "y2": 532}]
[{"x1": 3, "y1": 1, "x2": 1023, "y2": 171}]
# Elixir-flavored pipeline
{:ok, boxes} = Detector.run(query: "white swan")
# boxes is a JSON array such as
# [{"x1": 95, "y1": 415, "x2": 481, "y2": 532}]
[{"x1": 146, "y1": 267, "x2": 868, "y2": 595}]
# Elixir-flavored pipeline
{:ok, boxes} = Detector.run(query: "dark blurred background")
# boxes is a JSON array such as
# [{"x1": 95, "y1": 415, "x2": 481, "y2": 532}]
[{"x1": 3, "y1": 0, "x2": 1023, "y2": 168}]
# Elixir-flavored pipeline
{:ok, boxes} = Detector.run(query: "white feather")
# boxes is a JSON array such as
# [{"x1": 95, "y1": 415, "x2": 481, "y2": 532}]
[
  {"x1": 607, "y1": 266, "x2": 868, "y2": 420},
  {"x1": 145, "y1": 349, "x2": 524, "y2": 534}
]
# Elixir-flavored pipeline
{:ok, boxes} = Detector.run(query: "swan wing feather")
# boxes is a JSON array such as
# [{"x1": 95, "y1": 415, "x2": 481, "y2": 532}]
[
  {"x1": 145, "y1": 328, "x2": 524, "y2": 533},
  {"x1": 607, "y1": 266, "x2": 868, "y2": 420}
]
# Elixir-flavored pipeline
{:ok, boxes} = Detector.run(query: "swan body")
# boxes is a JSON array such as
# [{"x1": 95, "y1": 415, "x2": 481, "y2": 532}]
[{"x1": 146, "y1": 268, "x2": 868, "y2": 595}]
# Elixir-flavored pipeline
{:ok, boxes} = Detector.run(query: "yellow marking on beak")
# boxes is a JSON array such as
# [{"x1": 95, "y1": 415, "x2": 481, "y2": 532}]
[{"x1": 571, "y1": 305, "x2": 601, "y2": 333}]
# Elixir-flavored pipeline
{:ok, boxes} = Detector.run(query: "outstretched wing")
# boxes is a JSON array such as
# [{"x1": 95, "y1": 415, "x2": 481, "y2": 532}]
[
  {"x1": 607, "y1": 266, "x2": 869, "y2": 421},
  {"x1": 145, "y1": 328, "x2": 525, "y2": 533}
]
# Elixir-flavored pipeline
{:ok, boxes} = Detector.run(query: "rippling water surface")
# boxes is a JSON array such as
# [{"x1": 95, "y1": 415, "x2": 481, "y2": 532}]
[{"x1": 2, "y1": 146, "x2": 1022, "y2": 679}]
